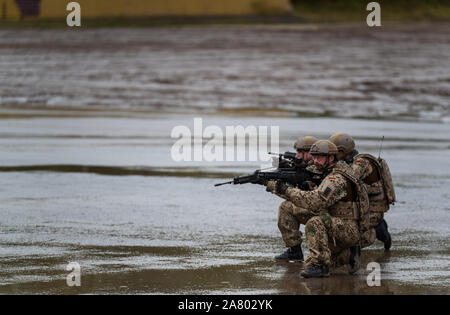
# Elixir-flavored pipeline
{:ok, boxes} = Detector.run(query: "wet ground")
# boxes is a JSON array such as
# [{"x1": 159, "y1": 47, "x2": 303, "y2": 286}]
[
  {"x1": 0, "y1": 24, "x2": 449, "y2": 294},
  {"x1": 0, "y1": 23, "x2": 449, "y2": 121},
  {"x1": 0, "y1": 112, "x2": 449, "y2": 294}
]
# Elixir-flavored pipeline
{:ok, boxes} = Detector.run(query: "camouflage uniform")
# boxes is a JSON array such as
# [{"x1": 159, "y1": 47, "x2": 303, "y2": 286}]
[
  {"x1": 277, "y1": 200, "x2": 314, "y2": 247},
  {"x1": 329, "y1": 132, "x2": 394, "y2": 252},
  {"x1": 275, "y1": 162, "x2": 323, "y2": 248},
  {"x1": 304, "y1": 212, "x2": 360, "y2": 268},
  {"x1": 275, "y1": 167, "x2": 319, "y2": 248},
  {"x1": 352, "y1": 155, "x2": 389, "y2": 226},
  {"x1": 275, "y1": 136, "x2": 320, "y2": 249},
  {"x1": 269, "y1": 161, "x2": 369, "y2": 268},
  {"x1": 351, "y1": 154, "x2": 390, "y2": 247}
]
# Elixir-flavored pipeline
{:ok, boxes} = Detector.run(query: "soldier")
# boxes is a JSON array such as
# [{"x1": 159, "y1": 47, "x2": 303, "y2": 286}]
[
  {"x1": 293, "y1": 136, "x2": 318, "y2": 169},
  {"x1": 329, "y1": 133, "x2": 394, "y2": 250},
  {"x1": 274, "y1": 136, "x2": 318, "y2": 261},
  {"x1": 266, "y1": 140, "x2": 370, "y2": 277}
]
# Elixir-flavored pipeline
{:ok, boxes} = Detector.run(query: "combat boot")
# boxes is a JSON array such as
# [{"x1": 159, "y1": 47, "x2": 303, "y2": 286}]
[
  {"x1": 301, "y1": 264, "x2": 330, "y2": 278},
  {"x1": 375, "y1": 219, "x2": 392, "y2": 250},
  {"x1": 348, "y1": 245, "x2": 361, "y2": 275},
  {"x1": 275, "y1": 245, "x2": 303, "y2": 261}
]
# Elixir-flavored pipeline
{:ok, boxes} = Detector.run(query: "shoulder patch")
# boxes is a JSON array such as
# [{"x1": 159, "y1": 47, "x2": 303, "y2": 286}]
[{"x1": 329, "y1": 177, "x2": 335, "y2": 181}]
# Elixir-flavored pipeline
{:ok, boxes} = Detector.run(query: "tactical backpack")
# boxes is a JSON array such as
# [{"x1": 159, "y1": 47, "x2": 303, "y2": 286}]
[
  {"x1": 333, "y1": 165, "x2": 370, "y2": 233},
  {"x1": 356, "y1": 154, "x2": 396, "y2": 205}
]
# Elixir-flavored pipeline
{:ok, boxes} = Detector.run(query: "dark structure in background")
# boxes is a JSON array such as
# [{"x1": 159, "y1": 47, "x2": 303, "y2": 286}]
[{"x1": 15, "y1": 0, "x2": 40, "y2": 17}]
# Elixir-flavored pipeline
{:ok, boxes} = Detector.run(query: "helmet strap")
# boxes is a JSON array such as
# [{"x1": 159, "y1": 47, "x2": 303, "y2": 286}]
[{"x1": 325, "y1": 155, "x2": 336, "y2": 170}]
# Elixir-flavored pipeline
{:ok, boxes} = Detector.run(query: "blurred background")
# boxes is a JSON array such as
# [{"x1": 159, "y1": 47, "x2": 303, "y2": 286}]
[
  {"x1": 0, "y1": 0, "x2": 449, "y2": 294},
  {"x1": 2, "y1": 0, "x2": 450, "y2": 25}
]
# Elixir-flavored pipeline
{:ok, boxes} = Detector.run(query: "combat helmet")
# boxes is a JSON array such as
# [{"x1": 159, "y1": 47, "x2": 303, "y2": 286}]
[
  {"x1": 309, "y1": 140, "x2": 339, "y2": 156},
  {"x1": 329, "y1": 133, "x2": 355, "y2": 154},
  {"x1": 294, "y1": 136, "x2": 318, "y2": 151}
]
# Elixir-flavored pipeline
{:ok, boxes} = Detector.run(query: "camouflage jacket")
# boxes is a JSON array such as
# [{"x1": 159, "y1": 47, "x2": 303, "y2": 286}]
[
  {"x1": 351, "y1": 155, "x2": 374, "y2": 180},
  {"x1": 278, "y1": 161, "x2": 352, "y2": 216}
]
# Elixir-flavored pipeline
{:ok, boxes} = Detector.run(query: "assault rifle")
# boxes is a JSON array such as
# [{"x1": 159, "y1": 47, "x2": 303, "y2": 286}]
[{"x1": 214, "y1": 167, "x2": 323, "y2": 189}]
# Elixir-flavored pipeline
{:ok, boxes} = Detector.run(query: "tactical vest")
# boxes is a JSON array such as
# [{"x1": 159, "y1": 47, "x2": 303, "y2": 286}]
[
  {"x1": 355, "y1": 154, "x2": 396, "y2": 212},
  {"x1": 327, "y1": 163, "x2": 370, "y2": 233}
]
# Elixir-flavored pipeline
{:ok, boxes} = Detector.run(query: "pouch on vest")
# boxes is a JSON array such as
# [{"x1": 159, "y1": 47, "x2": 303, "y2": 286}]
[
  {"x1": 378, "y1": 158, "x2": 396, "y2": 204},
  {"x1": 333, "y1": 167, "x2": 370, "y2": 234}
]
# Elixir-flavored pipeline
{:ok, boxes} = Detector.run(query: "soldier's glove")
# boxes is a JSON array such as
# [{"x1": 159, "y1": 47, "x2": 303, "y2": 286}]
[
  {"x1": 304, "y1": 180, "x2": 317, "y2": 191},
  {"x1": 266, "y1": 180, "x2": 277, "y2": 192},
  {"x1": 276, "y1": 180, "x2": 288, "y2": 195}
]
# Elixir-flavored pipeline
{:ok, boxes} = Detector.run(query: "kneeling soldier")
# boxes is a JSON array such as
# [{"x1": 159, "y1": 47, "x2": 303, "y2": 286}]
[
  {"x1": 275, "y1": 136, "x2": 318, "y2": 261},
  {"x1": 266, "y1": 140, "x2": 369, "y2": 277},
  {"x1": 329, "y1": 132, "x2": 395, "y2": 250}
]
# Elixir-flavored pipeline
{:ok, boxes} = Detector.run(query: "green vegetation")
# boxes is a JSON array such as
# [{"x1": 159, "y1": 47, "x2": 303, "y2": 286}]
[{"x1": 291, "y1": 0, "x2": 450, "y2": 22}]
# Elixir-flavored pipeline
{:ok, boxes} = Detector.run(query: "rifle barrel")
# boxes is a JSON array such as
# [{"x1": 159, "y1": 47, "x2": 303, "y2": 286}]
[{"x1": 214, "y1": 181, "x2": 233, "y2": 187}]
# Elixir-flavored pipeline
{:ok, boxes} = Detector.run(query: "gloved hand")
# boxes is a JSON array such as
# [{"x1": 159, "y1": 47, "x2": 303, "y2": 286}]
[
  {"x1": 266, "y1": 180, "x2": 288, "y2": 195},
  {"x1": 266, "y1": 180, "x2": 277, "y2": 192},
  {"x1": 276, "y1": 180, "x2": 288, "y2": 195}
]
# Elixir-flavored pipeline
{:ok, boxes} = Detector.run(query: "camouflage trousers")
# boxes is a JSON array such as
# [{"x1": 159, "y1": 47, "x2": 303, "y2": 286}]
[
  {"x1": 360, "y1": 211, "x2": 384, "y2": 248},
  {"x1": 331, "y1": 228, "x2": 374, "y2": 268},
  {"x1": 370, "y1": 211, "x2": 385, "y2": 228},
  {"x1": 277, "y1": 201, "x2": 314, "y2": 247},
  {"x1": 329, "y1": 212, "x2": 387, "y2": 267},
  {"x1": 304, "y1": 213, "x2": 360, "y2": 268},
  {"x1": 359, "y1": 212, "x2": 384, "y2": 248}
]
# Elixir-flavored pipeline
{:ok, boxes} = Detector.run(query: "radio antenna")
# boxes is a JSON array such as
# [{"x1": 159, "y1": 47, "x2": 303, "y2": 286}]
[{"x1": 378, "y1": 136, "x2": 385, "y2": 159}]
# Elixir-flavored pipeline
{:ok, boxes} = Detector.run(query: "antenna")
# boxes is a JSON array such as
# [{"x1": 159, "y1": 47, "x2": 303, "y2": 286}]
[{"x1": 378, "y1": 136, "x2": 385, "y2": 159}]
